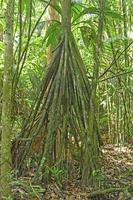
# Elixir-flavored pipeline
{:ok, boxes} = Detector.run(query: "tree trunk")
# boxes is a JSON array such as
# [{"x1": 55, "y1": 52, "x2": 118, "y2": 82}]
[
  {"x1": 81, "y1": 0, "x2": 105, "y2": 186},
  {"x1": 62, "y1": 0, "x2": 71, "y2": 33},
  {"x1": 0, "y1": 0, "x2": 14, "y2": 198},
  {"x1": 47, "y1": 0, "x2": 59, "y2": 65}
]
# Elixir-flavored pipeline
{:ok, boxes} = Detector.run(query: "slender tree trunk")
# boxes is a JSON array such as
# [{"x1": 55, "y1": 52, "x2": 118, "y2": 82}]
[
  {"x1": 0, "y1": 0, "x2": 14, "y2": 198},
  {"x1": 62, "y1": 0, "x2": 71, "y2": 33},
  {"x1": 122, "y1": 0, "x2": 128, "y2": 68},
  {"x1": 46, "y1": 0, "x2": 61, "y2": 162},
  {"x1": 122, "y1": 0, "x2": 130, "y2": 142},
  {"x1": 47, "y1": 0, "x2": 59, "y2": 65},
  {"x1": 81, "y1": 0, "x2": 105, "y2": 186}
]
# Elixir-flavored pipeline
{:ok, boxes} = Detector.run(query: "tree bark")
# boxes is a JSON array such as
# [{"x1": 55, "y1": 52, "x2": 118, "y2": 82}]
[
  {"x1": 62, "y1": 0, "x2": 71, "y2": 33},
  {"x1": 0, "y1": 0, "x2": 14, "y2": 198},
  {"x1": 81, "y1": 0, "x2": 105, "y2": 186}
]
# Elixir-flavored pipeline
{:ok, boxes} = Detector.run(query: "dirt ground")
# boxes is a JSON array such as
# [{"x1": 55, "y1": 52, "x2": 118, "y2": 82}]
[{"x1": 44, "y1": 145, "x2": 133, "y2": 200}]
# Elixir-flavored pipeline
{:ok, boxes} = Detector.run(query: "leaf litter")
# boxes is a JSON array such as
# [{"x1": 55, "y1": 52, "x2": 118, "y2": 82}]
[{"x1": 13, "y1": 145, "x2": 133, "y2": 200}]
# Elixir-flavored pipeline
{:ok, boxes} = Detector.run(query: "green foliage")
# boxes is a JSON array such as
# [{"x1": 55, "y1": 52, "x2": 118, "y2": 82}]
[
  {"x1": 44, "y1": 21, "x2": 62, "y2": 48},
  {"x1": 73, "y1": 6, "x2": 122, "y2": 24},
  {"x1": 48, "y1": 166, "x2": 64, "y2": 178},
  {"x1": 92, "y1": 169, "x2": 105, "y2": 187},
  {"x1": 3, "y1": 196, "x2": 13, "y2": 200},
  {"x1": 12, "y1": 178, "x2": 45, "y2": 199}
]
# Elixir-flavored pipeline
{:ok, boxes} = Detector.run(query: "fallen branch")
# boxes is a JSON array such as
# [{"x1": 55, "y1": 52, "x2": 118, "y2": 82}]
[{"x1": 87, "y1": 187, "x2": 125, "y2": 198}]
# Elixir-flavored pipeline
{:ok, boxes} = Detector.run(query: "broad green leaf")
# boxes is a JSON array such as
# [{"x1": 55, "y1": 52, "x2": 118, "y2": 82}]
[
  {"x1": 73, "y1": 6, "x2": 122, "y2": 22},
  {"x1": 44, "y1": 22, "x2": 61, "y2": 47}
]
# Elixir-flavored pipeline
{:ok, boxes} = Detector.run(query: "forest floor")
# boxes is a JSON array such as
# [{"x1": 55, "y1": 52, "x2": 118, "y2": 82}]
[{"x1": 13, "y1": 145, "x2": 133, "y2": 200}]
